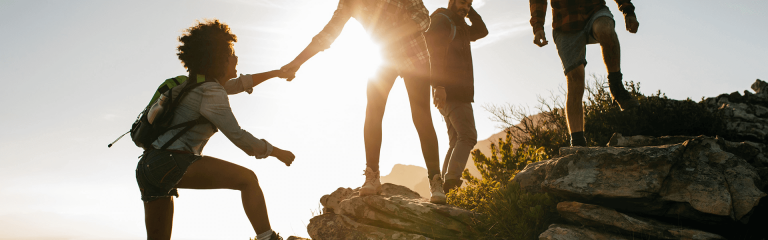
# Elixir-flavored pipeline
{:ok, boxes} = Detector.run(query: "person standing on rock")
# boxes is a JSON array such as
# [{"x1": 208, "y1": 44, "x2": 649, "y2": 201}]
[
  {"x1": 529, "y1": 0, "x2": 641, "y2": 146},
  {"x1": 425, "y1": 0, "x2": 487, "y2": 193},
  {"x1": 280, "y1": 0, "x2": 447, "y2": 204}
]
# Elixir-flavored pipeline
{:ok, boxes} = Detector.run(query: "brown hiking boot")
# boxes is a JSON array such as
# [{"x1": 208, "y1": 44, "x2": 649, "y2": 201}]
[{"x1": 608, "y1": 80, "x2": 640, "y2": 111}]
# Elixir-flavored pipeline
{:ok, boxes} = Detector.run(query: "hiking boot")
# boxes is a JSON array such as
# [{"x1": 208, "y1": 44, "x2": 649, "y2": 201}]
[
  {"x1": 359, "y1": 167, "x2": 382, "y2": 196},
  {"x1": 268, "y1": 232, "x2": 283, "y2": 240},
  {"x1": 608, "y1": 79, "x2": 640, "y2": 111},
  {"x1": 429, "y1": 174, "x2": 447, "y2": 204},
  {"x1": 255, "y1": 231, "x2": 283, "y2": 240},
  {"x1": 443, "y1": 178, "x2": 463, "y2": 193}
]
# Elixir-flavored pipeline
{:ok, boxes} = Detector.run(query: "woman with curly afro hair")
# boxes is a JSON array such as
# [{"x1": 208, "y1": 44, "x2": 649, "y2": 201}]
[{"x1": 136, "y1": 19, "x2": 293, "y2": 240}]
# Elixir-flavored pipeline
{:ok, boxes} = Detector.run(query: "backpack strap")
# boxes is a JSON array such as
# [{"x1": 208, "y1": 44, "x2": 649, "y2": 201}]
[
  {"x1": 436, "y1": 12, "x2": 457, "y2": 43},
  {"x1": 158, "y1": 116, "x2": 209, "y2": 150},
  {"x1": 156, "y1": 75, "x2": 215, "y2": 151}
]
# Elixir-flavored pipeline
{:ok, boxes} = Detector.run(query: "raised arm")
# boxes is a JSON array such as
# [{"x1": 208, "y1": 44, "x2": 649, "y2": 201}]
[
  {"x1": 281, "y1": 0, "x2": 352, "y2": 79},
  {"x1": 467, "y1": 7, "x2": 488, "y2": 42},
  {"x1": 219, "y1": 70, "x2": 288, "y2": 95}
]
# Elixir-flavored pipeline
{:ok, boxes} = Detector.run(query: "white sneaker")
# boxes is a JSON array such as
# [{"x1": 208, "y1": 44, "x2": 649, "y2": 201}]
[
  {"x1": 359, "y1": 167, "x2": 381, "y2": 196},
  {"x1": 429, "y1": 174, "x2": 446, "y2": 204}
]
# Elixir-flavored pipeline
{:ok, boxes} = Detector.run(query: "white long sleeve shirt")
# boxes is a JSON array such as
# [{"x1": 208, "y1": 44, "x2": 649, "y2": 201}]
[{"x1": 151, "y1": 74, "x2": 273, "y2": 158}]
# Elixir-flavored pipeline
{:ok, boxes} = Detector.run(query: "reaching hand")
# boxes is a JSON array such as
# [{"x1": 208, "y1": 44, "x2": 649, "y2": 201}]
[
  {"x1": 433, "y1": 86, "x2": 447, "y2": 110},
  {"x1": 625, "y1": 15, "x2": 639, "y2": 33},
  {"x1": 270, "y1": 147, "x2": 295, "y2": 166},
  {"x1": 277, "y1": 69, "x2": 296, "y2": 81},
  {"x1": 280, "y1": 62, "x2": 301, "y2": 81},
  {"x1": 533, "y1": 30, "x2": 548, "y2": 47}
]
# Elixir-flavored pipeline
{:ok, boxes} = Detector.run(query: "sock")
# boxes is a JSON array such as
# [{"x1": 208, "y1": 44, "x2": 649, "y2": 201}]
[
  {"x1": 607, "y1": 71, "x2": 623, "y2": 85},
  {"x1": 257, "y1": 229, "x2": 273, "y2": 240},
  {"x1": 570, "y1": 131, "x2": 587, "y2": 147}
]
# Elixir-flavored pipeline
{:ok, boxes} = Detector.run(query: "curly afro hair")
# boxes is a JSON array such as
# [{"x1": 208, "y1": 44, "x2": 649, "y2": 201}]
[{"x1": 177, "y1": 19, "x2": 237, "y2": 79}]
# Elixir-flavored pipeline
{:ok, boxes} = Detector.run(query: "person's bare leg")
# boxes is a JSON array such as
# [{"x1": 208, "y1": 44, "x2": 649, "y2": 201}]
[
  {"x1": 565, "y1": 64, "x2": 586, "y2": 134},
  {"x1": 175, "y1": 156, "x2": 271, "y2": 234},
  {"x1": 144, "y1": 197, "x2": 174, "y2": 240},
  {"x1": 593, "y1": 16, "x2": 620, "y2": 73},
  {"x1": 364, "y1": 67, "x2": 398, "y2": 172},
  {"x1": 403, "y1": 75, "x2": 440, "y2": 178},
  {"x1": 593, "y1": 16, "x2": 638, "y2": 110}
]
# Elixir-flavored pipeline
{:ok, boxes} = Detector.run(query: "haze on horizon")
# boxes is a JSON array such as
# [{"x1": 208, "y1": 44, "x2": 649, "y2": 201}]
[{"x1": 0, "y1": 0, "x2": 765, "y2": 239}]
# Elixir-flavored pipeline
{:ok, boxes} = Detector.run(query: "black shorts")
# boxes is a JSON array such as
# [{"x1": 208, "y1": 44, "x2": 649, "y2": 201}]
[{"x1": 135, "y1": 149, "x2": 201, "y2": 202}]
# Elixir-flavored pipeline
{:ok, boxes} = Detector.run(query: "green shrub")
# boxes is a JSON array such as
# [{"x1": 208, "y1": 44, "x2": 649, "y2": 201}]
[
  {"x1": 447, "y1": 130, "x2": 556, "y2": 239},
  {"x1": 447, "y1": 131, "x2": 549, "y2": 211},
  {"x1": 583, "y1": 76, "x2": 725, "y2": 146},
  {"x1": 487, "y1": 75, "x2": 725, "y2": 148},
  {"x1": 473, "y1": 182, "x2": 559, "y2": 240}
]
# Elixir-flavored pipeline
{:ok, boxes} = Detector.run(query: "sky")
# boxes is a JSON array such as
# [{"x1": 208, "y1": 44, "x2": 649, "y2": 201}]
[{"x1": 0, "y1": 0, "x2": 766, "y2": 239}]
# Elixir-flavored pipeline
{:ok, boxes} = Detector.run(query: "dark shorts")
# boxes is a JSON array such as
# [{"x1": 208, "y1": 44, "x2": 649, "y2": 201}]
[
  {"x1": 135, "y1": 149, "x2": 201, "y2": 202},
  {"x1": 552, "y1": 6, "x2": 615, "y2": 75}
]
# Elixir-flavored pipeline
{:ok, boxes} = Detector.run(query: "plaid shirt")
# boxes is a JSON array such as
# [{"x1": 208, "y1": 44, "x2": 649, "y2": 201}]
[
  {"x1": 311, "y1": 0, "x2": 431, "y2": 72},
  {"x1": 529, "y1": 0, "x2": 635, "y2": 33}
]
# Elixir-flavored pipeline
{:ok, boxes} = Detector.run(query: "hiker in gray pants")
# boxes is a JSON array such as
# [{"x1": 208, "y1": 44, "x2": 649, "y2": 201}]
[{"x1": 426, "y1": 0, "x2": 488, "y2": 193}]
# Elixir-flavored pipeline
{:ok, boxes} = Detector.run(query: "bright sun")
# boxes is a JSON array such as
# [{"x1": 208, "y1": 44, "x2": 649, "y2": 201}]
[{"x1": 319, "y1": 19, "x2": 383, "y2": 79}]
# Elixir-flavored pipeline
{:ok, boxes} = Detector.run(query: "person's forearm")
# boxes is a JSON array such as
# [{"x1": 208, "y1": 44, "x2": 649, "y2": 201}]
[
  {"x1": 529, "y1": 0, "x2": 548, "y2": 34},
  {"x1": 430, "y1": 50, "x2": 449, "y2": 87},
  {"x1": 615, "y1": 0, "x2": 636, "y2": 17},
  {"x1": 290, "y1": 42, "x2": 323, "y2": 67},
  {"x1": 250, "y1": 70, "x2": 281, "y2": 87},
  {"x1": 468, "y1": 8, "x2": 489, "y2": 41}
]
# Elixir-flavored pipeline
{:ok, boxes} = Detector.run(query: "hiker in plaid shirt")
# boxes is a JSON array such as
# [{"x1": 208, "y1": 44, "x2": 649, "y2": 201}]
[
  {"x1": 281, "y1": 0, "x2": 447, "y2": 204},
  {"x1": 530, "y1": 0, "x2": 641, "y2": 147}
]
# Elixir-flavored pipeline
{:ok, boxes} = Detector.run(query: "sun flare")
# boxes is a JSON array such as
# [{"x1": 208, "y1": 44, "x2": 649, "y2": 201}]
[{"x1": 320, "y1": 19, "x2": 383, "y2": 79}]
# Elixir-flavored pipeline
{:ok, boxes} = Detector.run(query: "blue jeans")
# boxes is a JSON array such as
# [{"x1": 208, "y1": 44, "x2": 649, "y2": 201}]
[{"x1": 439, "y1": 101, "x2": 477, "y2": 181}]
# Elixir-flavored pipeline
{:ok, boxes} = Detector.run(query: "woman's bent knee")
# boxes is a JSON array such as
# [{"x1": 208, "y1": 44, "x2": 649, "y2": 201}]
[{"x1": 235, "y1": 170, "x2": 259, "y2": 191}]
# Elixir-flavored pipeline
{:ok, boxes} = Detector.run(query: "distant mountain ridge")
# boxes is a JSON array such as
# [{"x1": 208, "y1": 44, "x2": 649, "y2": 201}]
[{"x1": 380, "y1": 130, "x2": 507, "y2": 197}]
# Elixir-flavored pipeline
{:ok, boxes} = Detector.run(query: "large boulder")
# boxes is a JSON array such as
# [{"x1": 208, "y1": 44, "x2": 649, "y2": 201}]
[
  {"x1": 308, "y1": 183, "x2": 478, "y2": 240},
  {"x1": 703, "y1": 79, "x2": 768, "y2": 142},
  {"x1": 556, "y1": 201, "x2": 725, "y2": 239},
  {"x1": 539, "y1": 224, "x2": 631, "y2": 240},
  {"x1": 515, "y1": 136, "x2": 766, "y2": 224}
]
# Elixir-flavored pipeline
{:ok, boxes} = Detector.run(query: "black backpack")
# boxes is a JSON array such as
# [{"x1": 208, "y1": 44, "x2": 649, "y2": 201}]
[{"x1": 109, "y1": 74, "x2": 215, "y2": 151}]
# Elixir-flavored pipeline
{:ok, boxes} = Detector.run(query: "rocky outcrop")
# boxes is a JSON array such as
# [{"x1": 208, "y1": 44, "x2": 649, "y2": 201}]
[
  {"x1": 539, "y1": 224, "x2": 631, "y2": 240},
  {"x1": 286, "y1": 237, "x2": 310, "y2": 240},
  {"x1": 308, "y1": 183, "x2": 477, "y2": 240},
  {"x1": 557, "y1": 201, "x2": 725, "y2": 240},
  {"x1": 703, "y1": 79, "x2": 768, "y2": 142},
  {"x1": 514, "y1": 135, "x2": 768, "y2": 239}
]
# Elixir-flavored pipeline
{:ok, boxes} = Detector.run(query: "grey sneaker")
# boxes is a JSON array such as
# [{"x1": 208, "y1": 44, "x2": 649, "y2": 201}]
[
  {"x1": 429, "y1": 174, "x2": 447, "y2": 204},
  {"x1": 359, "y1": 167, "x2": 382, "y2": 196}
]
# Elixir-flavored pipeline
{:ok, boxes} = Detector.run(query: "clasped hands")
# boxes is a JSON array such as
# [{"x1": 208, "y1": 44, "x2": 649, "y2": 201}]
[{"x1": 278, "y1": 61, "x2": 301, "y2": 81}]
